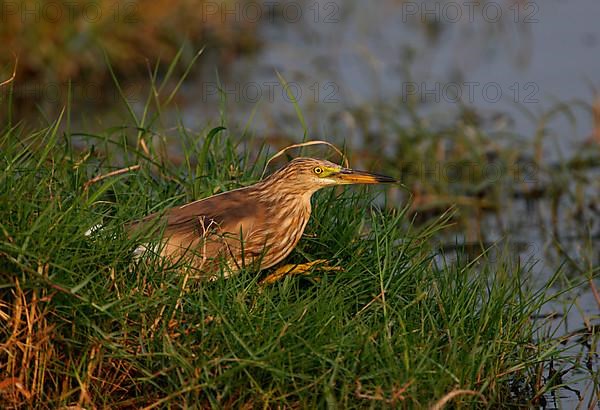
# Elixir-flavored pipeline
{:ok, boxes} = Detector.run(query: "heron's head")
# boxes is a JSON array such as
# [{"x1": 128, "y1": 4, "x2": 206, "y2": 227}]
[{"x1": 264, "y1": 157, "x2": 396, "y2": 196}]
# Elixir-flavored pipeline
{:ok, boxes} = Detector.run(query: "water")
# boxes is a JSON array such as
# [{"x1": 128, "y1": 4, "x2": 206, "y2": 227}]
[{"x1": 186, "y1": 0, "x2": 600, "y2": 151}]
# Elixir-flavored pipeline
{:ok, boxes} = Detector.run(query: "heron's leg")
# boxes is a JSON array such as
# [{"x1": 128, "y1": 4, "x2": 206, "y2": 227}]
[{"x1": 260, "y1": 259, "x2": 342, "y2": 285}]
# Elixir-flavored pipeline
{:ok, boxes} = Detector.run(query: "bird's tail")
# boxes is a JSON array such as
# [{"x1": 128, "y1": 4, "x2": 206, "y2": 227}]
[{"x1": 85, "y1": 222, "x2": 160, "y2": 262}]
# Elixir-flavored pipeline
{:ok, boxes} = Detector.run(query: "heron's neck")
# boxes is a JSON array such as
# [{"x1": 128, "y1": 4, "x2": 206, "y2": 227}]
[{"x1": 254, "y1": 178, "x2": 320, "y2": 205}]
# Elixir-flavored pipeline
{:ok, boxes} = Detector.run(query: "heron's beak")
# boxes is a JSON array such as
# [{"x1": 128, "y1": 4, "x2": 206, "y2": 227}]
[{"x1": 335, "y1": 168, "x2": 396, "y2": 184}]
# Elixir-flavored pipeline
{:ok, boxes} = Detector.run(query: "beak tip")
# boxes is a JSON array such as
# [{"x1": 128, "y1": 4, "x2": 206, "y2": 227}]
[
  {"x1": 338, "y1": 169, "x2": 397, "y2": 184},
  {"x1": 376, "y1": 175, "x2": 397, "y2": 184}
]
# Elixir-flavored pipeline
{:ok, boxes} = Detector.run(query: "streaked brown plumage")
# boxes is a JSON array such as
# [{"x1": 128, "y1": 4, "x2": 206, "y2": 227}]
[{"x1": 131, "y1": 157, "x2": 395, "y2": 278}]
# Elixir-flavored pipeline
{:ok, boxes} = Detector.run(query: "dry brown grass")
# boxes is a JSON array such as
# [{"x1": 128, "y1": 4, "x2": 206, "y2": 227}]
[
  {"x1": 1, "y1": 278, "x2": 56, "y2": 407},
  {"x1": 0, "y1": 280, "x2": 153, "y2": 408}
]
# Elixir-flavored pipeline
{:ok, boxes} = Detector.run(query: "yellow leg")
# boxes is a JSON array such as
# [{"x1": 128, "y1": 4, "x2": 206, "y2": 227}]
[{"x1": 260, "y1": 259, "x2": 342, "y2": 285}]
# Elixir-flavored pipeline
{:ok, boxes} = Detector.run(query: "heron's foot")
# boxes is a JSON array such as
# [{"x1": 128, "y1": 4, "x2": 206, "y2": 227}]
[{"x1": 260, "y1": 259, "x2": 342, "y2": 285}]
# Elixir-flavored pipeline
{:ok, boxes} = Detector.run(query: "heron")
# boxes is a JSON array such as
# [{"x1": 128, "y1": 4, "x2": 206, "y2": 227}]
[{"x1": 130, "y1": 157, "x2": 395, "y2": 282}]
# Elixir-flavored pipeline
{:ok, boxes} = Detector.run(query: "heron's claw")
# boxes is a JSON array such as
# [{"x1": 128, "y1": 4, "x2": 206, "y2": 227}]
[{"x1": 260, "y1": 259, "x2": 342, "y2": 285}]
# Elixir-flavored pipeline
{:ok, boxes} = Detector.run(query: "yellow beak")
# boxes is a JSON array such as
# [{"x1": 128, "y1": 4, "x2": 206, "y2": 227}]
[{"x1": 335, "y1": 168, "x2": 396, "y2": 184}]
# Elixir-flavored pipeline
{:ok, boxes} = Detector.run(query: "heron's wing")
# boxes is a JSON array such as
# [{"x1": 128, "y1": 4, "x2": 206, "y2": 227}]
[
  {"x1": 166, "y1": 188, "x2": 259, "y2": 236},
  {"x1": 129, "y1": 188, "x2": 265, "y2": 261}
]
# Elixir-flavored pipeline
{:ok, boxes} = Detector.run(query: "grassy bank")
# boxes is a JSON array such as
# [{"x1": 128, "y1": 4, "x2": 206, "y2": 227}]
[{"x1": 0, "y1": 113, "x2": 570, "y2": 408}]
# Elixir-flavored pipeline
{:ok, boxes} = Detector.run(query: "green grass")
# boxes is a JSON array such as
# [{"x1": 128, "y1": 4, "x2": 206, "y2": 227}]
[{"x1": 0, "y1": 115, "x2": 569, "y2": 408}]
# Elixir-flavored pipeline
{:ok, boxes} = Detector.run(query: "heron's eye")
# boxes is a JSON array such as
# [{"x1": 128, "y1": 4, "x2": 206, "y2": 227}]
[{"x1": 313, "y1": 166, "x2": 323, "y2": 175}]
